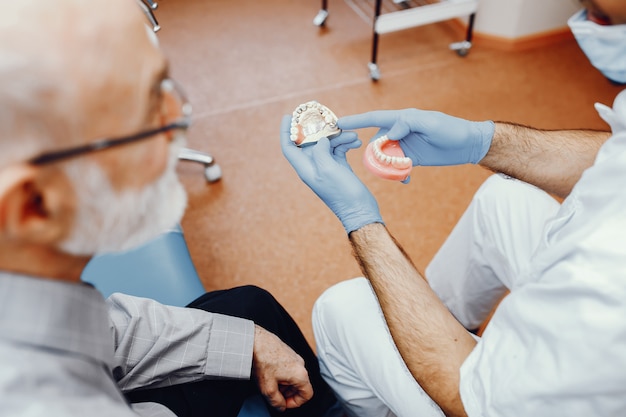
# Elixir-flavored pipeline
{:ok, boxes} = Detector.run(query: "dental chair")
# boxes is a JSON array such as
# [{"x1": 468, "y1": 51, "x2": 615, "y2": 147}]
[{"x1": 81, "y1": 225, "x2": 271, "y2": 417}]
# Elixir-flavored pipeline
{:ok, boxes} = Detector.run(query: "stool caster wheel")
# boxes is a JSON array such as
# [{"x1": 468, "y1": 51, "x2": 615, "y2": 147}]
[
  {"x1": 368, "y1": 62, "x2": 380, "y2": 81},
  {"x1": 204, "y1": 163, "x2": 222, "y2": 183},
  {"x1": 178, "y1": 147, "x2": 222, "y2": 184},
  {"x1": 313, "y1": 9, "x2": 328, "y2": 26},
  {"x1": 450, "y1": 40, "x2": 472, "y2": 57}
]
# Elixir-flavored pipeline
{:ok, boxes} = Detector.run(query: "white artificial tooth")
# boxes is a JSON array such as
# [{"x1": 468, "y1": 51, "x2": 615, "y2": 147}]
[
  {"x1": 290, "y1": 134, "x2": 297, "y2": 142},
  {"x1": 325, "y1": 115, "x2": 333, "y2": 123},
  {"x1": 392, "y1": 156, "x2": 411, "y2": 169},
  {"x1": 291, "y1": 127, "x2": 298, "y2": 134}
]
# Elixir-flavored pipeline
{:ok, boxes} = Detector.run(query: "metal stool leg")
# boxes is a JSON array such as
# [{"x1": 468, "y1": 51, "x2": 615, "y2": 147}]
[
  {"x1": 136, "y1": 0, "x2": 160, "y2": 32},
  {"x1": 143, "y1": 0, "x2": 158, "y2": 10},
  {"x1": 368, "y1": 0, "x2": 382, "y2": 81},
  {"x1": 314, "y1": 0, "x2": 329, "y2": 26},
  {"x1": 449, "y1": 12, "x2": 475, "y2": 57}
]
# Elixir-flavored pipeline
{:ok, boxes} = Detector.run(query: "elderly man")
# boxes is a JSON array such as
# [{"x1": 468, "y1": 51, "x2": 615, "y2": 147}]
[
  {"x1": 281, "y1": 1, "x2": 626, "y2": 416},
  {"x1": 0, "y1": 1, "x2": 341, "y2": 416}
]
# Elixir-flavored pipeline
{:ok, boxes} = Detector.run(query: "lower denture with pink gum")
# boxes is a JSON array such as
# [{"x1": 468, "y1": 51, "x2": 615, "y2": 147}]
[{"x1": 363, "y1": 135, "x2": 412, "y2": 181}]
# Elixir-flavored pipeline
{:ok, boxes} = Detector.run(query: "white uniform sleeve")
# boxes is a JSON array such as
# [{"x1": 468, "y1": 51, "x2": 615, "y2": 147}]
[{"x1": 459, "y1": 134, "x2": 626, "y2": 416}]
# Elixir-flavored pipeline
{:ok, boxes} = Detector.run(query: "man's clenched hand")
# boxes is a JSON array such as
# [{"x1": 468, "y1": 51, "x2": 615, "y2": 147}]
[{"x1": 252, "y1": 325, "x2": 313, "y2": 411}]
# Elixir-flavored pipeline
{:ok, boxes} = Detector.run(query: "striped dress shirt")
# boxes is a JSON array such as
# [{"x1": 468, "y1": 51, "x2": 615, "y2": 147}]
[{"x1": 0, "y1": 272, "x2": 254, "y2": 417}]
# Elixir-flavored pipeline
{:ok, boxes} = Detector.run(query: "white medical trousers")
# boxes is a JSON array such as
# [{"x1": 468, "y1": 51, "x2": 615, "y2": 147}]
[{"x1": 312, "y1": 174, "x2": 561, "y2": 417}]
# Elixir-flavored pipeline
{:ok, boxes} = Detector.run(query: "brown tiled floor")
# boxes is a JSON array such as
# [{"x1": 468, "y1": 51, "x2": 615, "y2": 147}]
[{"x1": 155, "y1": 0, "x2": 623, "y2": 345}]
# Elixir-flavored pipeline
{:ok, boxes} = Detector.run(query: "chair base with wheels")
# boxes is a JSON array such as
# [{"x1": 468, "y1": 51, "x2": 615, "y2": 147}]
[
  {"x1": 179, "y1": 147, "x2": 222, "y2": 183},
  {"x1": 314, "y1": 0, "x2": 478, "y2": 81}
]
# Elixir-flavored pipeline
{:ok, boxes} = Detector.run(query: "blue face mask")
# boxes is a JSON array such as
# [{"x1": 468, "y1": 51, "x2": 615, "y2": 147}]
[{"x1": 568, "y1": 9, "x2": 626, "y2": 84}]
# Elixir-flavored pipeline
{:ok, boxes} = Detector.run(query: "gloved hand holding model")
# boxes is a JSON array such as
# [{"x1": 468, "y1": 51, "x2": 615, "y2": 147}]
[
  {"x1": 280, "y1": 114, "x2": 383, "y2": 234},
  {"x1": 281, "y1": 92, "x2": 621, "y2": 417},
  {"x1": 339, "y1": 109, "x2": 495, "y2": 167}
]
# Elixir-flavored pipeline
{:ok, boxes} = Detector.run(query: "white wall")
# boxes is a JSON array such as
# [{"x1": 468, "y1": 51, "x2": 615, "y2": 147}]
[{"x1": 473, "y1": 0, "x2": 582, "y2": 39}]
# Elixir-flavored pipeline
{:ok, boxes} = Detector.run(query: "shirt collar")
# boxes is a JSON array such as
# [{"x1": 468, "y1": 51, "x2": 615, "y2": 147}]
[{"x1": 0, "y1": 272, "x2": 114, "y2": 368}]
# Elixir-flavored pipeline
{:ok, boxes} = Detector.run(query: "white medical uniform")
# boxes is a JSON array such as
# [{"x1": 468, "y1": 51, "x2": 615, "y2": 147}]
[{"x1": 313, "y1": 90, "x2": 626, "y2": 416}]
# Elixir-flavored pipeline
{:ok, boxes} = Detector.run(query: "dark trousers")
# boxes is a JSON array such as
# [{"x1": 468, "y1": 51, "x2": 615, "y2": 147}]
[{"x1": 125, "y1": 286, "x2": 339, "y2": 417}]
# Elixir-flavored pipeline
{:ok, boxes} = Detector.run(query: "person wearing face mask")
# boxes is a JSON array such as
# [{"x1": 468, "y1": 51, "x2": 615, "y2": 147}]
[
  {"x1": 281, "y1": 1, "x2": 626, "y2": 415},
  {"x1": 0, "y1": 1, "x2": 344, "y2": 417},
  {"x1": 569, "y1": 0, "x2": 626, "y2": 85}
]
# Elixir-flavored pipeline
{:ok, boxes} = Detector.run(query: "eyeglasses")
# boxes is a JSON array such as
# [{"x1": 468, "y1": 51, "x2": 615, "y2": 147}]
[{"x1": 28, "y1": 78, "x2": 191, "y2": 166}]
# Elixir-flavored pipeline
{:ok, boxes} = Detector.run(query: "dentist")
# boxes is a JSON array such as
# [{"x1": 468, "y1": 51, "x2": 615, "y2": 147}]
[{"x1": 281, "y1": 1, "x2": 626, "y2": 414}]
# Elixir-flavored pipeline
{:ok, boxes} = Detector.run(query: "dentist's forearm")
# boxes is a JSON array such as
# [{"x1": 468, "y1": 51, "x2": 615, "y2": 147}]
[
  {"x1": 480, "y1": 123, "x2": 610, "y2": 199},
  {"x1": 349, "y1": 223, "x2": 476, "y2": 417}
]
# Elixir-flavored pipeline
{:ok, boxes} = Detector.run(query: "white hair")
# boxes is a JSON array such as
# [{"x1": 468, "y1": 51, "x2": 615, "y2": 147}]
[
  {"x1": 0, "y1": 0, "x2": 186, "y2": 257},
  {"x1": 0, "y1": 0, "x2": 146, "y2": 168},
  {"x1": 59, "y1": 132, "x2": 188, "y2": 256}
]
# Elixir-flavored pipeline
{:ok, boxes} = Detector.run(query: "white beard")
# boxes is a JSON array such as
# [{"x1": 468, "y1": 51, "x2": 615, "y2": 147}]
[{"x1": 59, "y1": 137, "x2": 188, "y2": 256}]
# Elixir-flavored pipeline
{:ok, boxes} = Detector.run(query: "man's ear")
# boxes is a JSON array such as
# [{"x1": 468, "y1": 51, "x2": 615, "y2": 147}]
[{"x1": 0, "y1": 163, "x2": 75, "y2": 245}]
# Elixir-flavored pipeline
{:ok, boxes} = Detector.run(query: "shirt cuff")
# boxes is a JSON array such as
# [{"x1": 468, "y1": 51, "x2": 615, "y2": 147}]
[{"x1": 204, "y1": 314, "x2": 255, "y2": 379}]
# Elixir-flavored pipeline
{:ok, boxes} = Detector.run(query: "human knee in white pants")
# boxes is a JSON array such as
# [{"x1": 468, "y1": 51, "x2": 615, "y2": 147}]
[
  {"x1": 312, "y1": 278, "x2": 447, "y2": 417},
  {"x1": 312, "y1": 175, "x2": 561, "y2": 416},
  {"x1": 426, "y1": 174, "x2": 561, "y2": 330}
]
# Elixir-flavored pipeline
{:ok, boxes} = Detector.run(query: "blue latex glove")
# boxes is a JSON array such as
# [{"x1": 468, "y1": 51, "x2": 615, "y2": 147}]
[
  {"x1": 280, "y1": 115, "x2": 383, "y2": 234},
  {"x1": 338, "y1": 109, "x2": 495, "y2": 166}
]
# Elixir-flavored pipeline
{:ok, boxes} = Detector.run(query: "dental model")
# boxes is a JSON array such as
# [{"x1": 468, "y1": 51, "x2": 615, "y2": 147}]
[
  {"x1": 363, "y1": 135, "x2": 413, "y2": 181},
  {"x1": 291, "y1": 102, "x2": 412, "y2": 181},
  {"x1": 290, "y1": 101, "x2": 341, "y2": 146}
]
